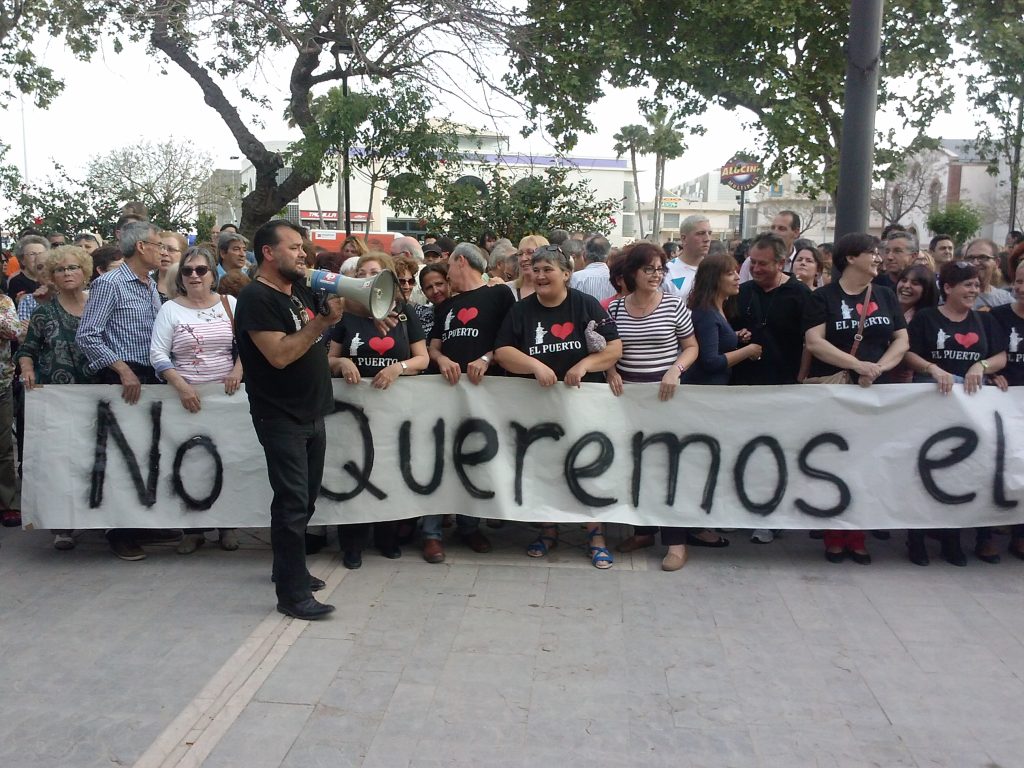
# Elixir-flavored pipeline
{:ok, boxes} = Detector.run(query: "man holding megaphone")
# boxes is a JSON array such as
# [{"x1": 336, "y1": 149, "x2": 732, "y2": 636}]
[{"x1": 234, "y1": 220, "x2": 345, "y2": 621}]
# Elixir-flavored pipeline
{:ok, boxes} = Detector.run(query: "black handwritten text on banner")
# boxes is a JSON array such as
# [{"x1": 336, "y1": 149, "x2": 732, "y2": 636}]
[{"x1": 22, "y1": 380, "x2": 1024, "y2": 530}]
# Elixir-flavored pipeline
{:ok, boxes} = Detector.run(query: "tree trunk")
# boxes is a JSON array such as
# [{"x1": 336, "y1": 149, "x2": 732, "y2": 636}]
[
  {"x1": 1008, "y1": 98, "x2": 1023, "y2": 232},
  {"x1": 651, "y1": 155, "x2": 664, "y2": 243},
  {"x1": 630, "y1": 148, "x2": 645, "y2": 240}
]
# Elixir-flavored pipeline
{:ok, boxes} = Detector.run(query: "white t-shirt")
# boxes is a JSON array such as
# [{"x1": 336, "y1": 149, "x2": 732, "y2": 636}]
[
  {"x1": 150, "y1": 296, "x2": 237, "y2": 383},
  {"x1": 662, "y1": 258, "x2": 698, "y2": 301}
]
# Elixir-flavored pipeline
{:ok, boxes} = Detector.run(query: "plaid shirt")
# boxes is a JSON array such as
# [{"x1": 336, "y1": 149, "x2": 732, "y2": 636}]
[{"x1": 77, "y1": 263, "x2": 162, "y2": 373}]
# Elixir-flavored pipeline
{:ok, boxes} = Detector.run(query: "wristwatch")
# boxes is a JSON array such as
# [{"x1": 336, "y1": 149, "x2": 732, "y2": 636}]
[
  {"x1": 676, "y1": 364, "x2": 687, "y2": 376},
  {"x1": 400, "y1": 361, "x2": 408, "y2": 372},
  {"x1": 979, "y1": 360, "x2": 989, "y2": 371},
  {"x1": 480, "y1": 354, "x2": 492, "y2": 364}
]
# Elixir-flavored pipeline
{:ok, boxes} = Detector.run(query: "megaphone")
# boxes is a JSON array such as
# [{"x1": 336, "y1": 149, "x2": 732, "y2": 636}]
[{"x1": 305, "y1": 269, "x2": 397, "y2": 319}]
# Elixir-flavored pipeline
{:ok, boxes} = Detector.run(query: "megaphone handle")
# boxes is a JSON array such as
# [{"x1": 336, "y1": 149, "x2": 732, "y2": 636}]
[{"x1": 314, "y1": 290, "x2": 333, "y2": 317}]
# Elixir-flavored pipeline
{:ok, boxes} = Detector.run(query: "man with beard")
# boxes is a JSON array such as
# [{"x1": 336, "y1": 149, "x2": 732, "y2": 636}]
[{"x1": 234, "y1": 220, "x2": 343, "y2": 620}]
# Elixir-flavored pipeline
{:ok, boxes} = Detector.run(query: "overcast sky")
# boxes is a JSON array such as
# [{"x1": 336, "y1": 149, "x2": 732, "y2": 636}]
[{"x1": 2, "y1": 34, "x2": 980, "y2": 198}]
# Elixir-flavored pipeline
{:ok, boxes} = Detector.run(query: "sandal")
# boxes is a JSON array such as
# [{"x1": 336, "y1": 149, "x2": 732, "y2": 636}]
[
  {"x1": 527, "y1": 526, "x2": 558, "y2": 558},
  {"x1": 587, "y1": 528, "x2": 614, "y2": 569}
]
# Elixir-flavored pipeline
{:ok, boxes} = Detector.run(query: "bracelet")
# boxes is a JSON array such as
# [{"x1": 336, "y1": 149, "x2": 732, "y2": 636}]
[{"x1": 676, "y1": 364, "x2": 686, "y2": 376}]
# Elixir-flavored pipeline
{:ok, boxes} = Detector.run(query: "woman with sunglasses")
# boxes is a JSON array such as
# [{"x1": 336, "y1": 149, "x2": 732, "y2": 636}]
[
  {"x1": 904, "y1": 260, "x2": 1007, "y2": 566},
  {"x1": 15, "y1": 246, "x2": 95, "y2": 543},
  {"x1": 327, "y1": 252, "x2": 428, "y2": 568},
  {"x1": 150, "y1": 246, "x2": 244, "y2": 553}
]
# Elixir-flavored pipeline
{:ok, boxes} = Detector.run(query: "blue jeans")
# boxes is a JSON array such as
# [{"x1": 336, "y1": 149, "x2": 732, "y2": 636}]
[
  {"x1": 421, "y1": 514, "x2": 480, "y2": 541},
  {"x1": 253, "y1": 417, "x2": 327, "y2": 604}
]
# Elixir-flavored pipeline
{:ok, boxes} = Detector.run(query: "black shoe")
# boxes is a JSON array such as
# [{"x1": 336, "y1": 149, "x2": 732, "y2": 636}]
[
  {"x1": 277, "y1": 598, "x2": 335, "y2": 620},
  {"x1": 907, "y1": 537, "x2": 930, "y2": 566},
  {"x1": 377, "y1": 545, "x2": 401, "y2": 559},
  {"x1": 271, "y1": 574, "x2": 327, "y2": 590},
  {"x1": 941, "y1": 543, "x2": 967, "y2": 567},
  {"x1": 847, "y1": 548, "x2": 872, "y2": 565},
  {"x1": 342, "y1": 550, "x2": 362, "y2": 570},
  {"x1": 825, "y1": 549, "x2": 846, "y2": 564}
]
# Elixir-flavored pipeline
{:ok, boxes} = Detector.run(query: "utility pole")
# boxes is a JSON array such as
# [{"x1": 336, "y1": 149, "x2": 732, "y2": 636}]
[{"x1": 833, "y1": 0, "x2": 884, "y2": 239}]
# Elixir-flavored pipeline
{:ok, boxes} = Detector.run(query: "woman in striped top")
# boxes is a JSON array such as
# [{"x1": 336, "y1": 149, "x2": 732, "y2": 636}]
[
  {"x1": 605, "y1": 242, "x2": 699, "y2": 571},
  {"x1": 150, "y1": 246, "x2": 244, "y2": 553}
]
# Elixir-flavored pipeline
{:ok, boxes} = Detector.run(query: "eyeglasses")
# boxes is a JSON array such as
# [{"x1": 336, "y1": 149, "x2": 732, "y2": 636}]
[
  {"x1": 397, "y1": 277, "x2": 416, "y2": 285},
  {"x1": 180, "y1": 265, "x2": 211, "y2": 277},
  {"x1": 142, "y1": 240, "x2": 163, "y2": 249},
  {"x1": 640, "y1": 265, "x2": 667, "y2": 275},
  {"x1": 966, "y1": 255, "x2": 994, "y2": 263},
  {"x1": 53, "y1": 264, "x2": 83, "y2": 274},
  {"x1": 160, "y1": 244, "x2": 181, "y2": 253}
]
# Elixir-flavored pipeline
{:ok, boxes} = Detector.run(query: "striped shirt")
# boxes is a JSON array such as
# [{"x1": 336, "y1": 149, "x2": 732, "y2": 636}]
[
  {"x1": 570, "y1": 261, "x2": 617, "y2": 301},
  {"x1": 150, "y1": 296, "x2": 237, "y2": 383},
  {"x1": 608, "y1": 294, "x2": 694, "y2": 381},
  {"x1": 77, "y1": 262, "x2": 162, "y2": 373},
  {"x1": 17, "y1": 294, "x2": 39, "y2": 323}
]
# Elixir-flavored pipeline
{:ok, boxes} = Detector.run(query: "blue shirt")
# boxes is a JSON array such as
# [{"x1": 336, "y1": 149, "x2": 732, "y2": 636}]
[
  {"x1": 682, "y1": 308, "x2": 737, "y2": 385},
  {"x1": 77, "y1": 262, "x2": 162, "y2": 373}
]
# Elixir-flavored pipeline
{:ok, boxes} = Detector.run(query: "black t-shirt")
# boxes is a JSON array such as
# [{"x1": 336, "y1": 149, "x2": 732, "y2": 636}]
[
  {"x1": 235, "y1": 280, "x2": 333, "y2": 423},
  {"x1": 429, "y1": 284, "x2": 515, "y2": 371},
  {"x1": 908, "y1": 306, "x2": 1001, "y2": 380},
  {"x1": 329, "y1": 304, "x2": 425, "y2": 378},
  {"x1": 8, "y1": 273, "x2": 38, "y2": 300},
  {"x1": 495, "y1": 288, "x2": 619, "y2": 382},
  {"x1": 730, "y1": 276, "x2": 810, "y2": 385},
  {"x1": 803, "y1": 282, "x2": 906, "y2": 379},
  {"x1": 991, "y1": 303, "x2": 1024, "y2": 386}
]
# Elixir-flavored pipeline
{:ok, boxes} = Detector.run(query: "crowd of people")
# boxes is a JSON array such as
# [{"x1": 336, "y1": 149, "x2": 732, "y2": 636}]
[{"x1": 2, "y1": 211, "x2": 1023, "y2": 588}]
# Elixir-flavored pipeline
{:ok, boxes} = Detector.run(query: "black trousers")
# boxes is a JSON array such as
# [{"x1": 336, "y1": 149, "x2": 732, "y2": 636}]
[{"x1": 253, "y1": 416, "x2": 327, "y2": 604}]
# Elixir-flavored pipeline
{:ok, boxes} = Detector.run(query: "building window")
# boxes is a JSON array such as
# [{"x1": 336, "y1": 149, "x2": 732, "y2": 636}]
[
  {"x1": 387, "y1": 218, "x2": 425, "y2": 236},
  {"x1": 663, "y1": 213, "x2": 680, "y2": 229},
  {"x1": 454, "y1": 175, "x2": 488, "y2": 196},
  {"x1": 623, "y1": 181, "x2": 636, "y2": 212},
  {"x1": 622, "y1": 212, "x2": 635, "y2": 237}
]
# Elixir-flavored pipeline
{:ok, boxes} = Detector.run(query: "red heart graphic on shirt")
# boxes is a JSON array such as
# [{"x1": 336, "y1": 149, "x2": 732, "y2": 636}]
[
  {"x1": 856, "y1": 301, "x2": 878, "y2": 316},
  {"x1": 954, "y1": 332, "x2": 979, "y2": 349},
  {"x1": 551, "y1": 322, "x2": 575, "y2": 340},
  {"x1": 457, "y1": 307, "x2": 478, "y2": 324},
  {"x1": 368, "y1": 336, "x2": 395, "y2": 355}
]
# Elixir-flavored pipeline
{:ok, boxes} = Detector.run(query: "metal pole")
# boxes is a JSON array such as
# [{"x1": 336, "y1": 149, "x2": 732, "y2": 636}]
[
  {"x1": 738, "y1": 190, "x2": 746, "y2": 239},
  {"x1": 342, "y1": 72, "x2": 352, "y2": 237},
  {"x1": 833, "y1": 0, "x2": 884, "y2": 240}
]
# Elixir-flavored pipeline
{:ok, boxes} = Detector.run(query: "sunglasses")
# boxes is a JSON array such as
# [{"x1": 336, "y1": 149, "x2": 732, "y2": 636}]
[
  {"x1": 181, "y1": 265, "x2": 211, "y2": 277},
  {"x1": 397, "y1": 277, "x2": 416, "y2": 286}
]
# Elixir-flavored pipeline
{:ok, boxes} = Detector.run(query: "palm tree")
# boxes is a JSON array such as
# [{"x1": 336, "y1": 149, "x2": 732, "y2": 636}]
[
  {"x1": 613, "y1": 124, "x2": 651, "y2": 240},
  {"x1": 646, "y1": 107, "x2": 686, "y2": 243}
]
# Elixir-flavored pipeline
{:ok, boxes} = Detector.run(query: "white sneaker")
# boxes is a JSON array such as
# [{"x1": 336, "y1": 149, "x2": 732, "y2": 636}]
[
  {"x1": 750, "y1": 529, "x2": 774, "y2": 544},
  {"x1": 53, "y1": 533, "x2": 75, "y2": 550}
]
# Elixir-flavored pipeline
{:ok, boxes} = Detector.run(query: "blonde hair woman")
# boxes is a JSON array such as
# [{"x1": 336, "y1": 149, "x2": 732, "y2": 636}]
[{"x1": 515, "y1": 235, "x2": 549, "y2": 299}]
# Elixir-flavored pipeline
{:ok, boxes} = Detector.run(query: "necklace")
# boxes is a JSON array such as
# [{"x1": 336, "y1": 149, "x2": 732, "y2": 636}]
[
  {"x1": 256, "y1": 275, "x2": 289, "y2": 294},
  {"x1": 627, "y1": 291, "x2": 662, "y2": 317}
]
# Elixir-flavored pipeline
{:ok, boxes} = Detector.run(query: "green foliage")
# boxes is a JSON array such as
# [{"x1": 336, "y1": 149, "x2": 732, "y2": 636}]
[
  {"x1": 613, "y1": 123, "x2": 650, "y2": 239},
  {"x1": 0, "y1": 0, "x2": 117, "y2": 107},
  {"x1": 291, "y1": 81, "x2": 465, "y2": 227},
  {"x1": 391, "y1": 159, "x2": 619, "y2": 243},
  {"x1": 196, "y1": 211, "x2": 217, "y2": 242},
  {"x1": 956, "y1": 0, "x2": 1024, "y2": 231},
  {"x1": 510, "y1": 0, "x2": 954, "y2": 198},
  {"x1": 2, "y1": 140, "x2": 212, "y2": 236},
  {"x1": 927, "y1": 203, "x2": 982, "y2": 246}
]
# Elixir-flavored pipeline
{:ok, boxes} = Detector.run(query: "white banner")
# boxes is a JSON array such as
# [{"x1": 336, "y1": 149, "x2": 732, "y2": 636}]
[{"x1": 22, "y1": 380, "x2": 1024, "y2": 530}]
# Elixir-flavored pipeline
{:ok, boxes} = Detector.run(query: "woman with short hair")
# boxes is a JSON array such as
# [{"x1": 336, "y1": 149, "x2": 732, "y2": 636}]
[
  {"x1": 327, "y1": 251, "x2": 427, "y2": 568},
  {"x1": 417, "y1": 263, "x2": 450, "y2": 338},
  {"x1": 804, "y1": 232, "x2": 909, "y2": 565},
  {"x1": 15, "y1": 246, "x2": 95, "y2": 546},
  {"x1": 903, "y1": 260, "x2": 1007, "y2": 566},
  {"x1": 158, "y1": 231, "x2": 188, "y2": 301},
  {"x1": 150, "y1": 245, "x2": 244, "y2": 554},
  {"x1": 514, "y1": 235, "x2": 549, "y2": 300},
  {"x1": 495, "y1": 244, "x2": 622, "y2": 568}
]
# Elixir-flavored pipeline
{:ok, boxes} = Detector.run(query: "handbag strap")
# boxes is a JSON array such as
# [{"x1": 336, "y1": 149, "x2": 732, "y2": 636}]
[
  {"x1": 220, "y1": 294, "x2": 235, "y2": 329},
  {"x1": 848, "y1": 283, "x2": 872, "y2": 359}
]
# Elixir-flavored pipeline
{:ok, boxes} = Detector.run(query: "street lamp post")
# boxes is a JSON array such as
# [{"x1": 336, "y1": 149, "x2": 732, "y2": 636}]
[{"x1": 336, "y1": 38, "x2": 356, "y2": 238}]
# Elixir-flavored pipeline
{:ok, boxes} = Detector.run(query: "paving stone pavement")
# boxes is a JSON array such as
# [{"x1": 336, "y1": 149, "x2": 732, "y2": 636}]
[{"x1": 2, "y1": 523, "x2": 1023, "y2": 768}]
